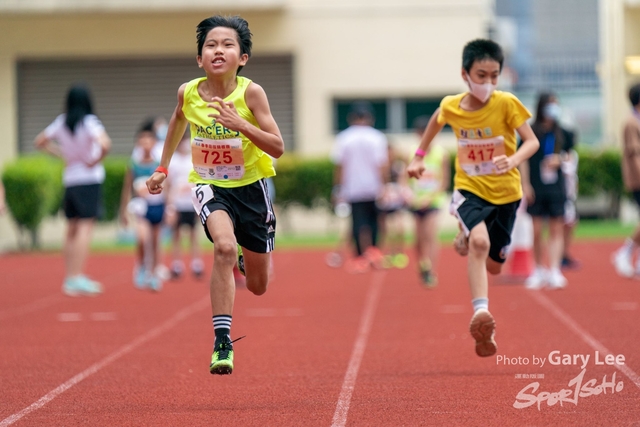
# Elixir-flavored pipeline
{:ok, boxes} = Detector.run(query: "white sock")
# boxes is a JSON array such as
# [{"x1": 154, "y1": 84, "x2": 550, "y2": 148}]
[
  {"x1": 622, "y1": 238, "x2": 636, "y2": 256},
  {"x1": 472, "y1": 298, "x2": 488, "y2": 312}
]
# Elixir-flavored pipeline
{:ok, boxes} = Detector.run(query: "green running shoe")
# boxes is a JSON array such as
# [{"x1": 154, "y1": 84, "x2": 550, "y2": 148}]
[
  {"x1": 237, "y1": 245, "x2": 245, "y2": 277},
  {"x1": 210, "y1": 335, "x2": 245, "y2": 375}
]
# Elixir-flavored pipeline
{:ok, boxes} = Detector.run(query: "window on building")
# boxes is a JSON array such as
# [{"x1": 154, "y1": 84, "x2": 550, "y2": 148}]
[
  {"x1": 334, "y1": 99, "x2": 387, "y2": 132},
  {"x1": 334, "y1": 97, "x2": 449, "y2": 133}
]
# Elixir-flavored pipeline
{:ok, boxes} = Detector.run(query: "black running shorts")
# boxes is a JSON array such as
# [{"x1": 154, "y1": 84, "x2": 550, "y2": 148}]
[
  {"x1": 449, "y1": 190, "x2": 520, "y2": 263},
  {"x1": 193, "y1": 179, "x2": 276, "y2": 253},
  {"x1": 63, "y1": 183, "x2": 102, "y2": 219},
  {"x1": 526, "y1": 191, "x2": 565, "y2": 218}
]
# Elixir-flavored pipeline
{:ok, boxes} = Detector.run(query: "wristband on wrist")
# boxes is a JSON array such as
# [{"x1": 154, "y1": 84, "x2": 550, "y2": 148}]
[
  {"x1": 155, "y1": 166, "x2": 169, "y2": 177},
  {"x1": 415, "y1": 148, "x2": 426, "y2": 157}
]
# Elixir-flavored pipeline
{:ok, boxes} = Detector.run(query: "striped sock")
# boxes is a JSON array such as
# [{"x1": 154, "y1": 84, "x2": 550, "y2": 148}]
[
  {"x1": 212, "y1": 315, "x2": 232, "y2": 339},
  {"x1": 472, "y1": 298, "x2": 489, "y2": 312}
]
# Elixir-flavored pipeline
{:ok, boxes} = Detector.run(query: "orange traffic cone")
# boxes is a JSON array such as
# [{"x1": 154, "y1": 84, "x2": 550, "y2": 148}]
[{"x1": 502, "y1": 202, "x2": 533, "y2": 282}]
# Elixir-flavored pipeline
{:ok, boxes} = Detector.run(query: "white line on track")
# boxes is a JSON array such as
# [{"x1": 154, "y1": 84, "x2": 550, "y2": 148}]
[
  {"x1": 0, "y1": 296, "x2": 210, "y2": 427},
  {"x1": 331, "y1": 271, "x2": 386, "y2": 427},
  {"x1": 528, "y1": 291, "x2": 640, "y2": 390},
  {"x1": 0, "y1": 295, "x2": 62, "y2": 321}
]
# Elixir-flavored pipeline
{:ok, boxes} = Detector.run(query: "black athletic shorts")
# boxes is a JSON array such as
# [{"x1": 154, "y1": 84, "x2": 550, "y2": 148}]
[
  {"x1": 63, "y1": 183, "x2": 102, "y2": 219},
  {"x1": 193, "y1": 179, "x2": 275, "y2": 253},
  {"x1": 633, "y1": 190, "x2": 640, "y2": 208},
  {"x1": 175, "y1": 210, "x2": 197, "y2": 229},
  {"x1": 526, "y1": 191, "x2": 565, "y2": 218},
  {"x1": 450, "y1": 190, "x2": 520, "y2": 263}
]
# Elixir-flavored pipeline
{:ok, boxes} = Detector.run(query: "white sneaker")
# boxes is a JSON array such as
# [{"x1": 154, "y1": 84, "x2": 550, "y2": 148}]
[
  {"x1": 612, "y1": 249, "x2": 634, "y2": 278},
  {"x1": 525, "y1": 267, "x2": 548, "y2": 290},
  {"x1": 469, "y1": 309, "x2": 496, "y2": 357},
  {"x1": 547, "y1": 270, "x2": 567, "y2": 289}
]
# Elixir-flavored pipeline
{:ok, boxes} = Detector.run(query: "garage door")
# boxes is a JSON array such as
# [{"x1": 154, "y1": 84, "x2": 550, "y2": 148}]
[{"x1": 17, "y1": 55, "x2": 294, "y2": 155}]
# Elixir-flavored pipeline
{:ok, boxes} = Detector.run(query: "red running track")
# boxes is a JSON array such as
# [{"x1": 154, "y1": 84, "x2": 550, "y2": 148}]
[{"x1": 0, "y1": 242, "x2": 639, "y2": 426}]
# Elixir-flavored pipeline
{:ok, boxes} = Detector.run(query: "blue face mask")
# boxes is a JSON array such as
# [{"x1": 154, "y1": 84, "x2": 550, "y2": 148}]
[{"x1": 543, "y1": 103, "x2": 562, "y2": 121}]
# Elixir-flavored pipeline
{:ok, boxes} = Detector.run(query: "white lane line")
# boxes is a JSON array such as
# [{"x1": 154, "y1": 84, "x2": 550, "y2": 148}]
[
  {"x1": 528, "y1": 291, "x2": 640, "y2": 390},
  {"x1": 89, "y1": 312, "x2": 118, "y2": 321},
  {"x1": 611, "y1": 302, "x2": 638, "y2": 311},
  {"x1": 57, "y1": 313, "x2": 82, "y2": 322},
  {"x1": 0, "y1": 296, "x2": 209, "y2": 427},
  {"x1": 331, "y1": 271, "x2": 386, "y2": 427},
  {"x1": 0, "y1": 295, "x2": 62, "y2": 321}
]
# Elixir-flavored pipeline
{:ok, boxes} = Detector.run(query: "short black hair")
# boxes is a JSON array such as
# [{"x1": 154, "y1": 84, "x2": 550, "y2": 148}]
[
  {"x1": 137, "y1": 117, "x2": 156, "y2": 136},
  {"x1": 348, "y1": 101, "x2": 375, "y2": 122},
  {"x1": 462, "y1": 39, "x2": 504, "y2": 73},
  {"x1": 196, "y1": 15, "x2": 252, "y2": 74},
  {"x1": 629, "y1": 83, "x2": 640, "y2": 107}
]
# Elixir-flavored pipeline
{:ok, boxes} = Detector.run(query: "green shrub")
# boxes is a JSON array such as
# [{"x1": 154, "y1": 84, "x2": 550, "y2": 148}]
[
  {"x1": 272, "y1": 155, "x2": 334, "y2": 210},
  {"x1": 576, "y1": 148, "x2": 624, "y2": 198},
  {"x1": 102, "y1": 156, "x2": 128, "y2": 221},
  {"x1": 1, "y1": 155, "x2": 62, "y2": 248}
]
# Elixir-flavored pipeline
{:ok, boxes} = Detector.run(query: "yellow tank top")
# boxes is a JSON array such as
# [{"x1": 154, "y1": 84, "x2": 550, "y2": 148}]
[
  {"x1": 408, "y1": 144, "x2": 447, "y2": 210},
  {"x1": 183, "y1": 76, "x2": 276, "y2": 188}
]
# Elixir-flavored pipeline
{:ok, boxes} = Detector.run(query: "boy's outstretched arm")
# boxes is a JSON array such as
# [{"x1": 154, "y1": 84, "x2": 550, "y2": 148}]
[
  {"x1": 407, "y1": 108, "x2": 445, "y2": 178},
  {"x1": 210, "y1": 83, "x2": 285, "y2": 159},
  {"x1": 493, "y1": 122, "x2": 539, "y2": 174},
  {"x1": 147, "y1": 84, "x2": 189, "y2": 195}
]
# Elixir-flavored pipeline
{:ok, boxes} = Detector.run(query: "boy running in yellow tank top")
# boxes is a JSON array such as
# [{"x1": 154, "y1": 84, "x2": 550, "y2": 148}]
[
  {"x1": 407, "y1": 39, "x2": 539, "y2": 358},
  {"x1": 146, "y1": 15, "x2": 284, "y2": 375}
]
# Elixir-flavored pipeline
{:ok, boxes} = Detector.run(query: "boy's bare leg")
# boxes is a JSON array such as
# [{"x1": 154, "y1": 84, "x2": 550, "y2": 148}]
[
  {"x1": 206, "y1": 211, "x2": 237, "y2": 315},
  {"x1": 467, "y1": 222, "x2": 490, "y2": 299},
  {"x1": 467, "y1": 221, "x2": 497, "y2": 357},
  {"x1": 242, "y1": 249, "x2": 271, "y2": 296}
]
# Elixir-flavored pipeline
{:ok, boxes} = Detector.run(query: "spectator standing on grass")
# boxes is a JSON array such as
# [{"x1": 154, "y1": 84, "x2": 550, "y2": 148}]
[
  {"x1": 145, "y1": 15, "x2": 283, "y2": 375},
  {"x1": 520, "y1": 92, "x2": 571, "y2": 290},
  {"x1": 34, "y1": 84, "x2": 111, "y2": 296},
  {"x1": 331, "y1": 101, "x2": 388, "y2": 273},
  {"x1": 119, "y1": 120, "x2": 166, "y2": 292},
  {"x1": 406, "y1": 39, "x2": 539, "y2": 357},
  {"x1": 612, "y1": 83, "x2": 640, "y2": 278}
]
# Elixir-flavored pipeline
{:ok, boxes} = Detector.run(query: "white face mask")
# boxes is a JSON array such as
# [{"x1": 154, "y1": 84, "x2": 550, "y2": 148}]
[
  {"x1": 466, "y1": 74, "x2": 496, "y2": 103},
  {"x1": 544, "y1": 103, "x2": 562, "y2": 121}
]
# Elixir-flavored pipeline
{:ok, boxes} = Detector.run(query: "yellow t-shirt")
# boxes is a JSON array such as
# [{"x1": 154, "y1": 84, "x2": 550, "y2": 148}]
[
  {"x1": 437, "y1": 90, "x2": 531, "y2": 205},
  {"x1": 183, "y1": 76, "x2": 276, "y2": 188}
]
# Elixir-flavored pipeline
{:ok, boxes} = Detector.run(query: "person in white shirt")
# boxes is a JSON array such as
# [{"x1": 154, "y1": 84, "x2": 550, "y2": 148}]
[
  {"x1": 331, "y1": 101, "x2": 388, "y2": 273},
  {"x1": 34, "y1": 84, "x2": 111, "y2": 296}
]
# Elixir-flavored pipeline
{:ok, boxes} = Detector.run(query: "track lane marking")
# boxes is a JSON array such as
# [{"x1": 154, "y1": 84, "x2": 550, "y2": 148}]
[
  {"x1": 331, "y1": 271, "x2": 386, "y2": 427},
  {"x1": 529, "y1": 291, "x2": 640, "y2": 390},
  {"x1": 0, "y1": 295, "x2": 62, "y2": 321},
  {"x1": 0, "y1": 296, "x2": 209, "y2": 427}
]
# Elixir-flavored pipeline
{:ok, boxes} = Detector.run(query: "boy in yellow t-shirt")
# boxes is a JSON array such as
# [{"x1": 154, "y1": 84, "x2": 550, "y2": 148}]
[
  {"x1": 146, "y1": 15, "x2": 284, "y2": 375},
  {"x1": 407, "y1": 39, "x2": 539, "y2": 358}
]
